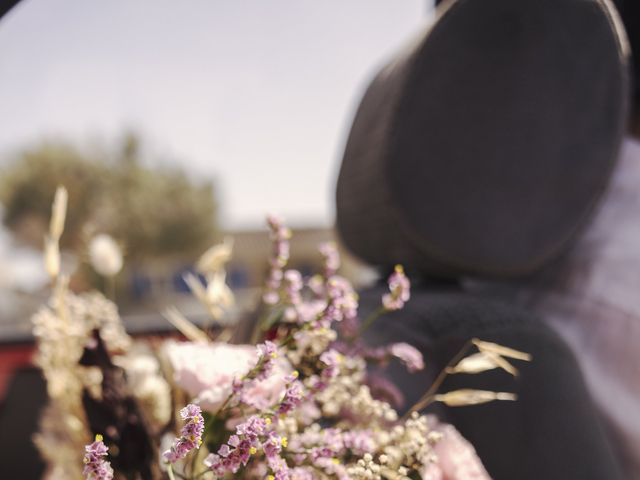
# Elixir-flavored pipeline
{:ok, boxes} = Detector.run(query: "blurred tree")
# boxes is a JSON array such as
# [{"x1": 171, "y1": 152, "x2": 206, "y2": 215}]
[
  {"x1": 0, "y1": 142, "x2": 106, "y2": 248},
  {"x1": 0, "y1": 134, "x2": 218, "y2": 263}
]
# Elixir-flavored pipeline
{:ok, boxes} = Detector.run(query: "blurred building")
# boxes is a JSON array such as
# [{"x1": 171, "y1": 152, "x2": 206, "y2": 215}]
[
  {"x1": 224, "y1": 226, "x2": 370, "y2": 289},
  {"x1": 120, "y1": 226, "x2": 374, "y2": 320}
]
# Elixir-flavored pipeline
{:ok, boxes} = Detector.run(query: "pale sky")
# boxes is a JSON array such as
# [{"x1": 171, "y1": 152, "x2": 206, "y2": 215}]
[{"x1": 0, "y1": 0, "x2": 430, "y2": 229}]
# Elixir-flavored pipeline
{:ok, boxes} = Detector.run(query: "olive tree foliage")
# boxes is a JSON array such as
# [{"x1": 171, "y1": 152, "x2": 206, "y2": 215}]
[{"x1": 0, "y1": 133, "x2": 218, "y2": 263}]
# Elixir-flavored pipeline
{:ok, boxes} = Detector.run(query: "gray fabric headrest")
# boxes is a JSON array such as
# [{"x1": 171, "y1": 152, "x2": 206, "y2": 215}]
[{"x1": 336, "y1": 0, "x2": 630, "y2": 279}]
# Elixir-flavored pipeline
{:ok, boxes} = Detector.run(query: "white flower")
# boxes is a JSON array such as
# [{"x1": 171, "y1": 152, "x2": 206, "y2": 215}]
[{"x1": 88, "y1": 234, "x2": 123, "y2": 277}]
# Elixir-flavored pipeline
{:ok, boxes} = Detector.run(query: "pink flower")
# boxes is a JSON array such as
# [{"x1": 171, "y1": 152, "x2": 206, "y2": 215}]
[
  {"x1": 163, "y1": 404, "x2": 205, "y2": 463},
  {"x1": 319, "y1": 349, "x2": 342, "y2": 381},
  {"x1": 83, "y1": 434, "x2": 113, "y2": 480},
  {"x1": 389, "y1": 342, "x2": 424, "y2": 372},
  {"x1": 319, "y1": 242, "x2": 340, "y2": 277},
  {"x1": 263, "y1": 215, "x2": 292, "y2": 304},
  {"x1": 277, "y1": 373, "x2": 305, "y2": 415},
  {"x1": 366, "y1": 373, "x2": 405, "y2": 408},
  {"x1": 165, "y1": 341, "x2": 289, "y2": 411},
  {"x1": 382, "y1": 265, "x2": 411, "y2": 311},
  {"x1": 318, "y1": 276, "x2": 358, "y2": 327},
  {"x1": 422, "y1": 419, "x2": 491, "y2": 480},
  {"x1": 205, "y1": 415, "x2": 290, "y2": 477},
  {"x1": 296, "y1": 299, "x2": 327, "y2": 324},
  {"x1": 255, "y1": 340, "x2": 279, "y2": 380}
]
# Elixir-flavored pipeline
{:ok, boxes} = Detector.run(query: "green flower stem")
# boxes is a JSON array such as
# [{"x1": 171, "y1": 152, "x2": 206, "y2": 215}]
[
  {"x1": 358, "y1": 307, "x2": 386, "y2": 335},
  {"x1": 167, "y1": 464, "x2": 177, "y2": 480}
]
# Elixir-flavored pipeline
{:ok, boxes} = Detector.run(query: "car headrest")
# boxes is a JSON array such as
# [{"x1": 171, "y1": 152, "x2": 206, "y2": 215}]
[{"x1": 336, "y1": 0, "x2": 630, "y2": 279}]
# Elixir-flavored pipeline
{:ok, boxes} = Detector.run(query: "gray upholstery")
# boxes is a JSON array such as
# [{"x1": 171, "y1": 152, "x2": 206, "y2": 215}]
[{"x1": 336, "y1": 0, "x2": 629, "y2": 279}]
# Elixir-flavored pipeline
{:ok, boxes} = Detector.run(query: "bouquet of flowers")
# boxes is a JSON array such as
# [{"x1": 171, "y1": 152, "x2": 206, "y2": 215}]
[{"x1": 32, "y1": 187, "x2": 530, "y2": 480}]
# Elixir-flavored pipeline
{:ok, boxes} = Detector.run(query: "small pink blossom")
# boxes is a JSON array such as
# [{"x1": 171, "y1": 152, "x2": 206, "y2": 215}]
[
  {"x1": 366, "y1": 373, "x2": 405, "y2": 408},
  {"x1": 319, "y1": 242, "x2": 340, "y2": 277},
  {"x1": 389, "y1": 342, "x2": 424, "y2": 372},
  {"x1": 277, "y1": 373, "x2": 305, "y2": 415},
  {"x1": 163, "y1": 404, "x2": 204, "y2": 463},
  {"x1": 382, "y1": 265, "x2": 411, "y2": 310},
  {"x1": 83, "y1": 434, "x2": 113, "y2": 480},
  {"x1": 255, "y1": 340, "x2": 279, "y2": 380},
  {"x1": 318, "y1": 276, "x2": 358, "y2": 327},
  {"x1": 319, "y1": 349, "x2": 342, "y2": 381},
  {"x1": 263, "y1": 215, "x2": 292, "y2": 304},
  {"x1": 205, "y1": 415, "x2": 289, "y2": 477}
]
